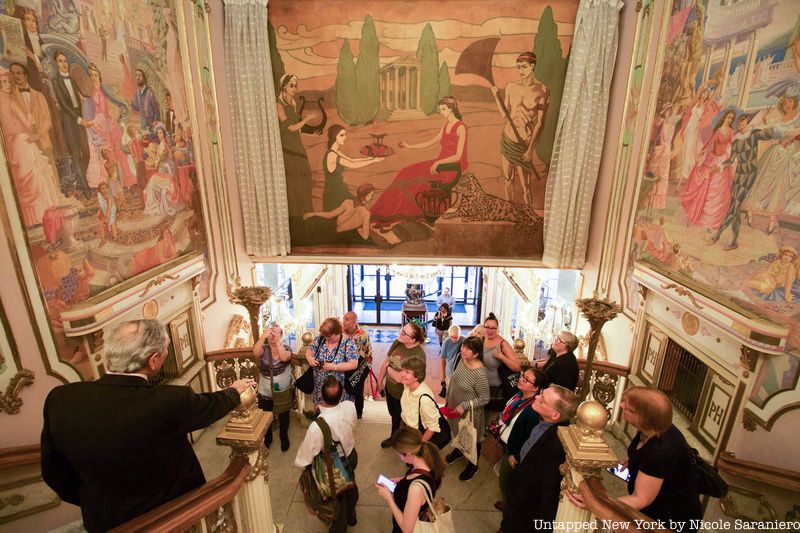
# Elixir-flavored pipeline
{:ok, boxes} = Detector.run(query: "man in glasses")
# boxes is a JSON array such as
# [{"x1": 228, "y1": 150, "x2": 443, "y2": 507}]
[
  {"x1": 500, "y1": 384, "x2": 578, "y2": 533},
  {"x1": 537, "y1": 330, "x2": 579, "y2": 391}
]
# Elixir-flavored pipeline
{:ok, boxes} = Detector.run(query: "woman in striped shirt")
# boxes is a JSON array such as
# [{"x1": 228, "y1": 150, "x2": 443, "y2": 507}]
[{"x1": 444, "y1": 336, "x2": 490, "y2": 481}]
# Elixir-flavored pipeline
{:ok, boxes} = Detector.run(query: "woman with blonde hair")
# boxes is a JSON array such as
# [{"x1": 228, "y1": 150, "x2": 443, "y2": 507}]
[
  {"x1": 375, "y1": 426, "x2": 446, "y2": 533},
  {"x1": 568, "y1": 386, "x2": 702, "y2": 532}
]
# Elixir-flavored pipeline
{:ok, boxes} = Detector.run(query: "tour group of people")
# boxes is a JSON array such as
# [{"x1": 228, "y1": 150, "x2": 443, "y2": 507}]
[{"x1": 39, "y1": 310, "x2": 706, "y2": 533}]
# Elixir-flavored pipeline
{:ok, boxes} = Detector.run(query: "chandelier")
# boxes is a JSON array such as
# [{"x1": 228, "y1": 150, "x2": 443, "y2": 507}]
[{"x1": 388, "y1": 264, "x2": 446, "y2": 282}]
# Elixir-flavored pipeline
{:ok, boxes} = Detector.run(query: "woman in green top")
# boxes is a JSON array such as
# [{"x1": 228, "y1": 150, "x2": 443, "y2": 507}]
[
  {"x1": 322, "y1": 124, "x2": 383, "y2": 211},
  {"x1": 276, "y1": 74, "x2": 319, "y2": 218},
  {"x1": 377, "y1": 321, "x2": 426, "y2": 448}
]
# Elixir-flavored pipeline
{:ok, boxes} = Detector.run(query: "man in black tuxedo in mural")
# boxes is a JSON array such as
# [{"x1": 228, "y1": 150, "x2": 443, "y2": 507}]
[
  {"x1": 41, "y1": 319, "x2": 255, "y2": 532},
  {"x1": 51, "y1": 49, "x2": 90, "y2": 197}
]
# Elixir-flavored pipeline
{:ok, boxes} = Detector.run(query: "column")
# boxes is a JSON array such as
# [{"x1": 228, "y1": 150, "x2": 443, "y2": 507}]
[
  {"x1": 719, "y1": 40, "x2": 734, "y2": 101},
  {"x1": 393, "y1": 67, "x2": 399, "y2": 109},
  {"x1": 737, "y1": 31, "x2": 759, "y2": 109},
  {"x1": 555, "y1": 400, "x2": 618, "y2": 531},
  {"x1": 404, "y1": 66, "x2": 411, "y2": 109},
  {"x1": 702, "y1": 45, "x2": 713, "y2": 84}
]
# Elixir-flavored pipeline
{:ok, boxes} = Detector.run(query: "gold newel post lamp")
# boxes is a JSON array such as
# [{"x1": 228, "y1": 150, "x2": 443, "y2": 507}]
[
  {"x1": 575, "y1": 293, "x2": 621, "y2": 402},
  {"x1": 215, "y1": 285, "x2": 278, "y2": 531}
]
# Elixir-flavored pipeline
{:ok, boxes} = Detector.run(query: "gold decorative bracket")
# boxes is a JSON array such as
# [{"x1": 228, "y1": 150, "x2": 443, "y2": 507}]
[{"x1": 1, "y1": 369, "x2": 35, "y2": 415}]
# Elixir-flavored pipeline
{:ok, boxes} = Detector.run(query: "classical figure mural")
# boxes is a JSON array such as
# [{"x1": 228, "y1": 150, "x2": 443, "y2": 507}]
[
  {"x1": 0, "y1": 0, "x2": 207, "y2": 380},
  {"x1": 631, "y1": 1, "x2": 800, "y2": 353},
  {"x1": 268, "y1": 1, "x2": 579, "y2": 259}
]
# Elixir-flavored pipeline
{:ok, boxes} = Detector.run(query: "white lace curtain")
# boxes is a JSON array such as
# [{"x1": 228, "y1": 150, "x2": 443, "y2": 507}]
[
  {"x1": 223, "y1": 0, "x2": 290, "y2": 256},
  {"x1": 542, "y1": 0, "x2": 623, "y2": 268}
]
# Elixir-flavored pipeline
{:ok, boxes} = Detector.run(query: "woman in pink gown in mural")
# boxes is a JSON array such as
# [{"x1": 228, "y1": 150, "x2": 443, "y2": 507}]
[
  {"x1": 83, "y1": 63, "x2": 136, "y2": 189},
  {"x1": 370, "y1": 96, "x2": 467, "y2": 226},
  {"x1": 679, "y1": 109, "x2": 736, "y2": 229}
]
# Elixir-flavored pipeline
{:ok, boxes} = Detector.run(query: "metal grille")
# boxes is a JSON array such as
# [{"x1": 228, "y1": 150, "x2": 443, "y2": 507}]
[{"x1": 658, "y1": 340, "x2": 707, "y2": 419}]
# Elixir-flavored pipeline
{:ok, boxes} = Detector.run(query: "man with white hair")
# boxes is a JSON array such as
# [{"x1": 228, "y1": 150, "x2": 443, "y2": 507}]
[
  {"x1": 343, "y1": 310, "x2": 372, "y2": 418},
  {"x1": 41, "y1": 319, "x2": 254, "y2": 532},
  {"x1": 438, "y1": 324, "x2": 464, "y2": 397}
]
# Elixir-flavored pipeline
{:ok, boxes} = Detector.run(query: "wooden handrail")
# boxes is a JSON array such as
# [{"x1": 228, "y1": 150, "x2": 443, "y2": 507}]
[
  {"x1": 577, "y1": 359, "x2": 631, "y2": 377},
  {"x1": 205, "y1": 347, "x2": 257, "y2": 362},
  {"x1": 0, "y1": 444, "x2": 40, "y2": 470},
  {"x1": 579, "y1": 477, "x2": 672, "y2": 532},
  {"x1": 717, "y1": 451, "x2": 800, "y2": 493},
  {"x1": 110, "y1": 455, "x2": 251, "y2": 532}
]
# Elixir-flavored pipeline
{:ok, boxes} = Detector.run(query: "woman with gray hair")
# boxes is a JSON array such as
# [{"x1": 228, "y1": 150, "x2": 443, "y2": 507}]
[
  {"x1": 537, "y1": 330, "x2": 580, "y2": 391},
  {"x1": 438, "y1": 324, "x2": 463, "y2": 397}
]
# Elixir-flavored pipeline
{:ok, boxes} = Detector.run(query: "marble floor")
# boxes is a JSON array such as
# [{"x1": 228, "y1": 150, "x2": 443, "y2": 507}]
[
  {"x1": 196, "y1": 399, "x2": 631, "y2": 533},
  {"x1": 195, "y1": 401, "x2": 504, "y2": 533}
]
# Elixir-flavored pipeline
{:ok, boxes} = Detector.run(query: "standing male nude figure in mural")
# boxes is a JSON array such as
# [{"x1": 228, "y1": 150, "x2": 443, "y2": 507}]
[{"x1": 491, "y1": 52, "x2": 549, "y2": 205}]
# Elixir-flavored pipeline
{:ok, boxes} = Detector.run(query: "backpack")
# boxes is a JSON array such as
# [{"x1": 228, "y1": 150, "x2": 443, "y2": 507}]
[{"x1": 298, "y1": 417, "x2": 356, "y2": 523}]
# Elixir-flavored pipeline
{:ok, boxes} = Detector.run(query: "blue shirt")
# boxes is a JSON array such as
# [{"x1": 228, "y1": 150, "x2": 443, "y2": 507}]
[
  {"x1": 440, "y1": 335, "x2": 464, "y2": 377},
  {"x1": 437, "y1": 294, "x2": 455, "y2": 308},
  {"x1": 519, "y1": 418, "x2": 554, "y2": 461}
]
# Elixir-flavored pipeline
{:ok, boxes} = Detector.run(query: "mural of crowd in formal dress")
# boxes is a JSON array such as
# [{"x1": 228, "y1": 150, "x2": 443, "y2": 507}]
[
  {"x1": 631, "y1": 1, "x2": 800, "y2": 358},
  {"x1": 0, "y1": 0, "x2": 207, "y2": 379},
  {"x1": 268, "y1": 1, "x2": 580, "y2": 259}
]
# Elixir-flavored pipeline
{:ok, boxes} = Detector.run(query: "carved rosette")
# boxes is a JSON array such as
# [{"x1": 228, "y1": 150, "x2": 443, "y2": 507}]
[
  {"x1": 213, "y1": 359, "x2": 237, "y2": 389},
  {"x1": 591, "y1": 372, "x2": 619, "y2": 414},
  {"x1": 1, "y1": 369, "x2": 35, "y2": 415},
  {"x1": 238, "y1": 357, "x2": 259, "y2": 382}
]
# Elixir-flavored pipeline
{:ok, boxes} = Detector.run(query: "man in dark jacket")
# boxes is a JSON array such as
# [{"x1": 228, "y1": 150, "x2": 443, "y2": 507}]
[
  {"x1": 540, "y1": 331, "x2": 580, "y2": 391},
  {"x1": 500, "y1": 385, "x2": 579, "y2": 533},
  {"x1": 41, "y1": 319, "x2": 254, "y2": 532}
]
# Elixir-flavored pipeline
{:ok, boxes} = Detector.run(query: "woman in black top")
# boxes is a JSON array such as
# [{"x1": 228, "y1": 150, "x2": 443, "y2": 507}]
[
  {"x1": 375, "y1": 426, "x2": 446, "y2": 533},
  {"x1": 620, "y1": 387, "x2": 703, "y2": 531},
  {"x1": 568, "y1": 386, "x2": 703, "y2": 532},
  {"x1": 432, "y1": 303, "x2": 453, "y2": 345}
]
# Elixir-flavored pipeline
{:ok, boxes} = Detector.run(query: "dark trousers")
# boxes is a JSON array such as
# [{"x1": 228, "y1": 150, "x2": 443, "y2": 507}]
[
  {"x1": 386, "y1": 393, "x2": 402, "y2": 437},
  {"x1": 264, "y1": 410, "x2": 290, "y2": 447},
  {"x1": 329, "y1": 449, "x2": 359, "y2": 533},
  {"x1": 352, "y1": 377, "x2": 365, "y2": 418}
]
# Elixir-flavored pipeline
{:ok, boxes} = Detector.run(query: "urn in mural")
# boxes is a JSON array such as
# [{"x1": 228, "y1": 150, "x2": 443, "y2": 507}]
[
  {"x1": 269, "y1": 0, "x2": 579, "y2": 260},
  {"x1": 0, "y1": 1, "x2": 209, "y2": 380}
]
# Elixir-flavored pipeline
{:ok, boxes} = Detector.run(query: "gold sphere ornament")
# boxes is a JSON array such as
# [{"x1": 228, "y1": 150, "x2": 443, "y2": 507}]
[
  {"x1": 577, "y1": 400, "x2": 608, "y2": 431},
  {"x1": 302, "y1": 331, "x2": 314, "y2": 345},
  {"x1": 237, "y1": 385, "x2": 257, "y2": 411}
]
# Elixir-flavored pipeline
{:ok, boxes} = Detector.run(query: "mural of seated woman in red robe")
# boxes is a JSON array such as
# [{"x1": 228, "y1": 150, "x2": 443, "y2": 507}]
[{"x1": 369, "y1": 96, "x2": 467, "y2": 227}]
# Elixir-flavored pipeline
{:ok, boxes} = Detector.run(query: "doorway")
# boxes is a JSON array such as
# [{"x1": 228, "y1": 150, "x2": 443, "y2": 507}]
[{"x1": 347, "y1": 265, "x2": 482, "y2": 327}]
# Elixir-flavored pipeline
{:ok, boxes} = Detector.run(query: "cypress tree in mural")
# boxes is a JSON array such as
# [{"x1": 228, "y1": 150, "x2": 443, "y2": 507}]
[
  {"x1": 355, "y1": 15, "x2": 380, "y2": 123},
  {"x1": 336, "y1": 39, "x2": 358, "y2": 125},
  {"x1": 437, "y1": 61, "x2": 451, "y2": 101},
  {"x1": 532, "y1": 6, "x2": 568, "y2": 167},
  {"x1": 416, "y1": 23, "x2": 440, "y2": 115},
  {"x1": 268, "y1": 21, "x2": 285, "y2": 94}
]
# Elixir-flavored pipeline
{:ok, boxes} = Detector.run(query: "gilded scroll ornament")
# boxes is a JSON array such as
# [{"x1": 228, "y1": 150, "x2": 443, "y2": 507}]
[
  {"x1": 246, "y1": 444, "x2": 270, "y2": 483},
  {"x1": 0, "y1": 369, "x2": 35, "y2": 415}
]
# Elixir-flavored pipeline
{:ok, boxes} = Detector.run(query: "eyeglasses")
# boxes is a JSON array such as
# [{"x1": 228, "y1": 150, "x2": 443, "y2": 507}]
[
  {"x1": 554, "y1": 337, "x2": 565, "y2": 344},
  {"x1": 520, "y1": 373, "x2": 537, "y2": 386},
  {"x1": 399, "y1": 329, "x2": 412, "y2": 337}
]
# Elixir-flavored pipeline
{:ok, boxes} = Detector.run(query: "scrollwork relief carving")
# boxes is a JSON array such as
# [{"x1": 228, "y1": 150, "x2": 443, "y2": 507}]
[
  {"x1": 204, "y1": 502, "x2": 235, "y2": 533},
  {"x1": 591, "y1": 372, "x2": 619, "y2": 413},
  {"x1": 0, "y1": 369, "x2": 35, "y2": 415},
  {"x1": 213, "y1": 359, "x2": 237, "y2": 389},
  {"x1": 0, "y1": 494, "x2": 24, "y2": 511},
  {"x1": 246, "y1": 444, "x2": 269, "y2": 483}
]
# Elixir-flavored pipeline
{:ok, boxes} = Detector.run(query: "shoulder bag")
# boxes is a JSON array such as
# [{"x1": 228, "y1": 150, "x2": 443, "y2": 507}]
[
  {"x1": 296, "y1": 336, "x2": 326, "y2": 394},
  {"x1": 417, "y1": 393, "x2": 452, "y2": 449},
  {"x1": 452, "y1": 401, "x2": 478, "y2": 464},
  {"x1": 687, "y1": 445, "x2": 728, "y2": 498},
  {"x1": 298, "y1": 417, "x2": 356, "y2": 524},
  {"x1": 411, "y1": 478, "x2": 455, "y2": 533}
]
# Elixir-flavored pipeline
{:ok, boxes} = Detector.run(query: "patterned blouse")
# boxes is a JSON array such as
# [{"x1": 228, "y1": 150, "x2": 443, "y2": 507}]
[{"x1": 310, "y1": 335, "x2": 358, "y2": 406}]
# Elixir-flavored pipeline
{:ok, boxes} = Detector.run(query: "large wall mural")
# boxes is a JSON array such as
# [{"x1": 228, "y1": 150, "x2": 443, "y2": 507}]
[
  {"x1": 268, "y1": 1, "x2": 579, "y2": 260},
  {"x1": 0, "y1": 0, "x2": 208, "y2": 380},
  {"x1": 631, "y1": 1, "x2": 800, "y2": 353}
]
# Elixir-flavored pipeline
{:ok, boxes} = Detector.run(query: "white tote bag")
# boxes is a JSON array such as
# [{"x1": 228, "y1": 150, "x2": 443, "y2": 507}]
[
  {"x1": 453, "y1": 402, "x2": 478, "y2": 464},
  {"x1": 412, "y1": 479, "x2": 455, "y2": 533}
]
